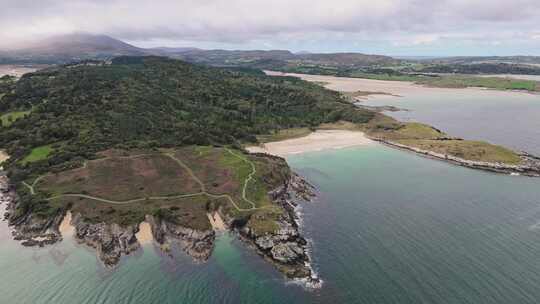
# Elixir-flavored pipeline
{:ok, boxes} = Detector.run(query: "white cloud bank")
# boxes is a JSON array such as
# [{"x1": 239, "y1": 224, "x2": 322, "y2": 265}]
[{"x1": 0, "y1": 0, "x2": 539, "y2": 54}]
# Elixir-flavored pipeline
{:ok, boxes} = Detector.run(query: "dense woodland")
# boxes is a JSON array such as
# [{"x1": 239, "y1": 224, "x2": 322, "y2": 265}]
[{"x1": 0, "y1": 56, "x2": 374, "y2": 186}]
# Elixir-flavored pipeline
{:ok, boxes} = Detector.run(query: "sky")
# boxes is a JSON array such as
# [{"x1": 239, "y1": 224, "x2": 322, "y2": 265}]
[{"x1": 0, "y1": 0, "x2": 539, "y2": 56}]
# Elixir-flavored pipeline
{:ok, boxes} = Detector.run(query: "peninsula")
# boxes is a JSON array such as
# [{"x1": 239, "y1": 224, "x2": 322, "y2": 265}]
[{"x1": 1, "y1": 56, "x2": 539, "y2": 289}]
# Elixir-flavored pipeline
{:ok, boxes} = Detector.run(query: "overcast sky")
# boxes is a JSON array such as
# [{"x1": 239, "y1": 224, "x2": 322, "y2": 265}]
[{"x1": 1, "y1": 0, "x2": 539, "y2": 56}]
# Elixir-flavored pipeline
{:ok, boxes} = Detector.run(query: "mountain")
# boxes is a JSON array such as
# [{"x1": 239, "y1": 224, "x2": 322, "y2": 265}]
[
  {"x1": 0, "y1": 33, "x2": 400, "y2": 68},
  {"x1": 163, "y1": 49, "x2": 400, "y2": 69},
  {"x1": 0, "y1": 33, "x2": 146, "y2": 64}
]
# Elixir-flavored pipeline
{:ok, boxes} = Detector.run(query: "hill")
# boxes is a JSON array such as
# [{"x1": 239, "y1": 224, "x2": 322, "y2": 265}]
[
  {"x1": 0, "y1": 56, "x2": 373, "y2": 182},
  {"x1": 0, "y1": 33, "x2": 400, "y2": 70},
  {"x1": 0, "y1": 56, "x2": 373, "y2": 285},
  {"x1": 0, "y1": 33, "x2": 146, "y2": 64}
]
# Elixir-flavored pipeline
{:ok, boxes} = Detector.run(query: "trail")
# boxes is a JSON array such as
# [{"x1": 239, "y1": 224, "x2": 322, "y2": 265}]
[{"x1": 42, "y1": 148, "x2": 266, "y2": 212}]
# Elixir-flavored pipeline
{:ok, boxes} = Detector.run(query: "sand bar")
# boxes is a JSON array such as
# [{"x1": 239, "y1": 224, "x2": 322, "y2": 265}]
[
  {"x1": 265, "y1": 71, "x2": 536, "y2": 101},
  {"x1": 135, "y1": 221, "x2": 153, "y2": 244},
  {"x1": 246, "y1": 130, "x2": 374, "y2": 157}
]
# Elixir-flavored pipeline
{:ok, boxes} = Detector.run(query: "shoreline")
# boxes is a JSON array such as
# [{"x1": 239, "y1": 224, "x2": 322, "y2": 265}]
[
  {"x1": 0, "y1": 152, "x2": 322, "y2": 288},
  {"x1": 265, "y1": 71, "x2": 539, "y2": 100},
  {"x1": 246, "y1": 130, "x2": 374, "y2": 156},
  {"x1": 371, "y1": 138, "x2": 540, "y2": 177}
]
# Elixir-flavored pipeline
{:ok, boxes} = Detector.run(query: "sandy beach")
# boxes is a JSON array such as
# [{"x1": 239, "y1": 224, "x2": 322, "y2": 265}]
[
  {"x1": 208, "y1": 212, "x2": 226, "y2": 231},
  {"x1": 0, "y1": 65, "x2": 39, "y2": 78},
  {"x1": 135, "y1": 222, "x2": 153, "y2": 244},
  {"x1": 246, "y1": 130, "x2": 374, "y2": 157},
  {"x1": 59, "y1": 212, "x2": 74, "y2": 237},
  {"x1": 265, "y1": 70, "x2": 417, "y2": 100},
  {"x1": 0, "y1": 151, "x2": 9, "y2": 166},
  {"x1": 264, "y1": 71, "x2": 536, "y2": 101}
]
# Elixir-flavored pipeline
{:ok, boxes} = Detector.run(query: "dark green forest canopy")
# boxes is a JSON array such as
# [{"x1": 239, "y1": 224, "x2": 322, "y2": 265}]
[{"x1": 0, "y1": 56, "x2": 374, "y2": 183}]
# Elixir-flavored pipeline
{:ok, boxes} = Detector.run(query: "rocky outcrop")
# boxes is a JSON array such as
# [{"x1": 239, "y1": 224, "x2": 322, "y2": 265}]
[
  {"x1": 375, "y1": 139, "x2": 540, "y2": 177},
  {"x1": 237, "y1": 173, "x2": 321, "y2": 288},
  {"x1": 2, "y1": 178, "x2": 64, "y2": 247},
  {"x1": 146, "y1": 215, "x2": 215, "y2": 262},
  {"x1": 71, "y1": 214, "x2": 140, "y2": 267}
]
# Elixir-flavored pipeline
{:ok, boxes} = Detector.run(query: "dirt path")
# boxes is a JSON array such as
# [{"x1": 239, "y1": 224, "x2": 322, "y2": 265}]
[{"x1": 41, "y1": 148, "x2": 265, "y2": 212}]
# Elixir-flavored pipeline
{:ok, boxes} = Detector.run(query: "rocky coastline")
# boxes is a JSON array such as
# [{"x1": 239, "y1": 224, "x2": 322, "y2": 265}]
[
  {"x1": 1, "y1": 165, "x2": 321, "y2": 288},
  {"x1": 225, "y1": 172, "x2": 321, "y2": 288},
  {"x1": 1, "y1": 172, "x2": 216, "y2": 267},
  {"x1": 374, "y1": 139, "x2": 540, "y2": 177}
]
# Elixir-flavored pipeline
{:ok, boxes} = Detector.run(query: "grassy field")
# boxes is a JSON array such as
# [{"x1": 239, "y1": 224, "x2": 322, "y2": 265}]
[
  {"x1": 21, "y1": 144, "x2": 54, "y2": 164},
  {"x1": 36, "y1": 146, "x2": 290, "y2": 229},
  {"x1": 360, "y1": 115, "x2": 523, "y2": 165},
  {"x1": 349, "y1": 73, "x2": 540, "y2": 92},
  {"x1": 417, "y1": 76, "x2": 539, "y2": 91},
  {"x1": 39, "y1": 153, "x2": 199, "y2": 201},
  {"x1": 396, "y1": 139, "x2": 523, "y2": 165},
  {"x1": 1, "y1": 110, "x2": 30, "y2": 127}
]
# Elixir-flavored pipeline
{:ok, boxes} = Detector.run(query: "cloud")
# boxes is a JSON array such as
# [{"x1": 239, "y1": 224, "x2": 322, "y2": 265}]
[{"x1": 0, "y1": 0, "x2": 539, "y2": 54}]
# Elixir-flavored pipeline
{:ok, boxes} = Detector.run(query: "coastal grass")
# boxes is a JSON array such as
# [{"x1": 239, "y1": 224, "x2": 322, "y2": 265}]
[
  {"x1": 1, "y1": 110, "x2": 30, "y2": 127},
  {"x1": 359, "y1": 115, "x2": 522, "y2": 165},
  {"x1": 392, "y1": 123, "x2": 448, "y2": 140},
  {"x1": 21, "y1": 144, "x2": 54, "y2": 164},
  {"x1": 247, "y1": 207, "x2": 283, "y2": 235},
  {"x1": 348, "y1": 73, "x2": 539, "y2": 92},
  {"x1": 417, "y1": 76, "x2": 538, "y2": 91},
  {"x1": 396, "y1": 139, "x2": 523, "y2": 165},
  {"x1": 351, "y1": 72, "x2": 540, "y2": 91}
]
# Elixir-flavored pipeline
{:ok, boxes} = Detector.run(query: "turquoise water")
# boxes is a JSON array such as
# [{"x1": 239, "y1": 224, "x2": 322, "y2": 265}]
[
  {"x1": 363, "y1": 90, "x2": 540, "y2": 154},
  {"x1": 2, "y1": 145, "x2": 540, "y2": 303}
]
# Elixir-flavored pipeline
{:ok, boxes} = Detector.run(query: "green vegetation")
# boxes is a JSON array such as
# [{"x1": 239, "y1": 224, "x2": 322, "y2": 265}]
[
  {"x1": 396, "y1": 139, "x2": 523, "y2": 165},
  {"x1": 28, "y1": 146, "x2": 289, "y2": 227},
  {"x1": 1, "y1": 55, "x2": 528, "y2": 234},
  {"x1": 360, "y1": 115, "x2": 523, "y2": 165},
  {"x1": 0, "y1": 56, "x2": 373, "y2": 186},
  {"x1": 1, "y1": 110, "x2": 31, "y2": 127},
  {"x1": 21, "y1": 144, "x2": 53, "y2": 164},
  {"x1": 416, "y1": 75, "x2": 538, "y2": 91}
]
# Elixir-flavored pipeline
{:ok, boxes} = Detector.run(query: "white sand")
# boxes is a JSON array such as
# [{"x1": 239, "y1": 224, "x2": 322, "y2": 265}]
[
  {"x1": 0, "y1": 65, "x2": 38, "y2": 78},
  {"x1": 265, "y1": 71, "x2": 416, "y2": 100},
  {"x1": 264, "y1": 71, "x2": 536, "y2": 101},
  {"x1": 0, "y1": 151, "x2": 9, "y2": 166},
  {"x1": 208, "y1": 212, "x2": 226, "y2": 231},
  {"x1": 59, "y1": 211, "x2": 74, "y2": 237},
  {"x1": 135, "y1": 222, "x2": 153, "y2": 244},
  {"x1": 246, "y1": 130, "x2": 374, "y2": 157}
]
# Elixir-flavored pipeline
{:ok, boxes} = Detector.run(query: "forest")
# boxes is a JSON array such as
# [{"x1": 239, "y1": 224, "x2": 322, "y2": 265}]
[{"x1": 0, "y1": 56, "x2": 374, "y2": 186}]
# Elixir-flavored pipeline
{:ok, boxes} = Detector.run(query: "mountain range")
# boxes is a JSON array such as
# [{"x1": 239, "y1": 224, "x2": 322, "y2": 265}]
[{"x1": 0, "y1": 33, "x2": 399, "y2": 67}]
